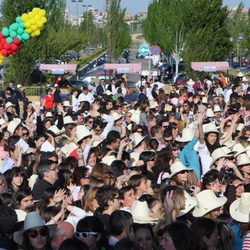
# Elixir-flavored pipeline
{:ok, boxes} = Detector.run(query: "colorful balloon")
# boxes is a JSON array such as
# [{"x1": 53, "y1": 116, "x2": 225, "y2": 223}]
[
  {"x1": 2, "y1": 27, "x2": 9, "y2": 37},
  {"x1": 6, "y1": 37, "x2": 13, "y2": 44}
]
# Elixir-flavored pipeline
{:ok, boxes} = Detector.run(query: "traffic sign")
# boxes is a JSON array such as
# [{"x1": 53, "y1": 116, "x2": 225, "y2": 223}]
[
  {"x1": 138, "y1": 44, "x2": 150, "y2": 56},
  {"x1": 151, "y1": 45, "x2": 161, "y2": 56}
]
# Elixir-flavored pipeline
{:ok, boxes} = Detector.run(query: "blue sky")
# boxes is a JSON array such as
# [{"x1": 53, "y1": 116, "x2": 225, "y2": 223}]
[{"x1": 66, "y1": 0, "x2": 250, "y2": 15}]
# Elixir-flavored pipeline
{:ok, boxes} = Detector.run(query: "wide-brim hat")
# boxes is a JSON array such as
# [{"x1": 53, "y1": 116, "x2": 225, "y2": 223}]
[
  {"x1": 204, "y1": 123, "x2": 219, "y2": 134},
  {"x1": 5, "y1": 102, "x2": 15, "y2": 111},
  {"x1": 48, "y1": 125, "x2": 63, "y2": 136},
  {"x1": 101, "y1": 155, "x2": 116, "y2": 166},
  {"x1": 193, "y1": 190, "x2": 227, "y2": 217},
  {"x1": 13, "y1": 212, "x2": 57, "y2": 245},
  {"x1": 17, "y1": 84, "x2": 22, "y2": 89},
  {"x1": 237, "y1": 72, "x2": 244, "y2": 77},
  {"x1": 63, "y1": 116, "x2": 76, "y2": 126},
  {"x1": 237, "y1": 123, "x2": 245, "y2": 132},
  {"x1": 198, "y1": 104, "x2": 207, "y2": 113},
  {"x1": 206, "y1": 109, "x2": 215, "y2": 118},
  {"x1": 0, "y1": 118, "x2": 6, "y2": 126},
  {"x1": 187, "y1": 79, "x2": 195, "y2": 86},
  {"x1": 130, "y1": 200, "x2": 159, "y2": 224},
  {"x1": 202, "y1": 97, "x2": 208, "y2": 104},
  {"x1": 232, "y1": 143, "x2": 246, "y2": 157},
  {"x1": 175, "y1": 128, "x2": 194, "y2": 143},
  {"x1": 61, "y1": 143, "x2": 78, "y2": 157},
  {"x1": 210, "y1": 147, "x2": 230, "y2": 168},
  {"x1": 177, "y1": 190, "x2": 197, "y2": 218},
  {"x1": 237, "y1": 153, "x2": 250, "y2": 167},
  {"x1": 7, "y1": 118, "x2": 22, "y2": 134},
  {"x1": 132, "y1": 132, "x2": 146, "y2": 149},
  {"x1": 213, "y1": 105, "x2": 221, "y2": 113},
  {"x1": 242, "y1": 76, "x2": 248, "y2": 82},
  {"x1": 45, "y1": 112, "x2": 53, "y2": 118},
  {"x1": 169, "y1": 161, "x2": 192, "y2": 178},
  {"x1": 229, "y1": 192, "x2": 250, "y2": 223},
  {"x1": 130, "y1": 109, "x2": 141, "y2": 124},
  {"x1": 223, "y1": 139, "x2": 236, "y2": 150},
  {"x1": 75, "y1": 125, "x2": 92, "y2": 143},
  {"x1": 63, "y1": 101, "x2": 71, "y2": 107},
  {"x1": 112, "y1": 112, "x2": 123, "y2": 122}
]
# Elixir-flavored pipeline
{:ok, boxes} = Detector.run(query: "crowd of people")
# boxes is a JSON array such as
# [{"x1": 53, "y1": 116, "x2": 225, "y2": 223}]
[{"x1": 0, "y1": 71, "x2": 249, "y2": 250}]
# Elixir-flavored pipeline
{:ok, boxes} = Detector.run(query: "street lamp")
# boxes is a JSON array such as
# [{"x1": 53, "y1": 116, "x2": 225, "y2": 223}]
[
  {"x1": 82, "y1": 4, "x2": 92, "y2": 35},
  {"x1": 72, "y1": 0, "x2": 83, "y2": 27},
  {"x1": 238, "y1": 33, "x2": 243, "y2": 69}
]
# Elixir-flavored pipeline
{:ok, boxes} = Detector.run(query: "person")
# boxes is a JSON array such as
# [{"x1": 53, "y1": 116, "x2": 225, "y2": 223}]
[
  {"x1": 59, "y1": 238, "x2": 89, "y2": 250},
  {"x1": 75, "y1": 216, "x2": 107, "y2": 250},
  {"x1": 13, "y1": 211, "x2": 57, "y2": 250},
  {"x1": 32, "y1": 160, "x2": 59, "y2": 200},
  {"x1": 42, "y1": 88, "x2": 54, "y2": 111},
  {"x1": 51, "y1": 221, "x2": 74, "y2": 250},
  {"x1": 190, "y1": 217, "x2": 219, "y2": 250},
  {"x1": 108, "y1": 210, "x2": 133, "y2": 247}
]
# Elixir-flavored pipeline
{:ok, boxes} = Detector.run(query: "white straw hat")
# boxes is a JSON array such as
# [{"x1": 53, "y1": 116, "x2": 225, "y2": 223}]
[
  {"x1": 193, "y1": 190, "x2": 227, "y2": 217},
  {"x1": 7, "y1": 118, "x2": 21, "y2": 134},
  {"x1": 236, "y1": 123, "x2": 245, "y2": 132},
  {"x1": 237, "y1": 72, "x2": 244, "y2": 77},
  {"x1": 75, "y1": 125, "x2": 92, "y2": 143},
  {"x1": 13, "y1": 212, "x2": 56, "y2": 245},
  {"x1": 237, "y1": 153, "x2": 250, "y2": 167},
  {"x1": 187, "y1": 79, "x2": 195, "y2": 86},
  {"x1": 210, "y1": 147, "x2": 230, "y2": 168},
  {"x1": 202, "y1": 97, "x2": 208, "y2": 104},
  {"x1": 204, "y1": 123, "x2": 219, "y2": 134},
  {"x1": 242, "y1": 76, "x2": 248, "y2": 82},
  {"x1": 229, "y1": 192, "x2": 250, "y2": 223},
  {"x1": 206, "y1": 109, "x2": 215, "y2": 118},
  {"x1": 169, "y1": 161, "x2": 192, "y2": 178},
  {"x1": 101, "y1": 155, "x2": 116, "y2": 166},
  {"x1": 112, "y1": 112, "x2": 123, "y2": 122},
  {"x1": 130, "y1": 200, "x2": 159, "y2": 224},
  {"x1": 177, "y1": 190, "x2": 197, "y2": 218},
  {"x1": 45, "y1": 112, "x2": 53, "y2": 118},
  {"x1": 175, "y1": 128, "x2": 194, "y2": 143},
  {"x1": 223, "y1": 139, "x2": 236, "y2": 150},
  {"x1": 5, "y1": 102, "x2": 15, "y2": 111},
  {"x1": 61, "y1": 143, "x2": 78, "y2": 157},
  {"x1": 63, "y1": 116, "x2": 76, "y2": 125},
  {"x1": 132, "y1": 132, "x2": 146, "y2": 149},
  {"x1": 232, "y1": 143, "x2": 246, "y2": 157},
  {"x1": 213, "y1": 105, "x2": 221, "y2": 113},
  {"x1": 48, "y1": 125, "x2": 62, "y2": 136},
  {"x1": 63, "y1": 100, "x2": 71, "y2": 107}
]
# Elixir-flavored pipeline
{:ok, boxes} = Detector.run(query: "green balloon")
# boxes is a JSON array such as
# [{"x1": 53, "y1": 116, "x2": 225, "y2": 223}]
[
  {"x1": 16, "y1": 16, "x2": 22, "y2": 23},
  {"x1": 17, "y1": 28, "x2": 24, "y2": 35},
  {"x1": 10, "y1": 23, "x2": 18, "y2": 31},
  {"x1": 6, "y1": 37, "x2": 13, "y2": 44},
  {"x1": 17, "y1": 35, "x2": 22, "y2": 41},
  {"x1": 22, "y1": 32, "x2": 30, "y2": 41},
  {"x1": 10, "y1": 31, "x2": 17, "y2": 38},
  {"x1": 2, "y1": 27, "x2": 9, "y2": 37},
  {"x1": 19, "y1": 22, "x2": 25, "y2": 29}
]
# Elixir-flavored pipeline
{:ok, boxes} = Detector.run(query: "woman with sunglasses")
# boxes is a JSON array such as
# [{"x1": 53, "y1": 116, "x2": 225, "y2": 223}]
[
  {"x1": 13, "y1": 211, "x2": 56, "y2": 250},
  {"x1": 5, "y1": 167, "x2": 28, "y2": 195}
]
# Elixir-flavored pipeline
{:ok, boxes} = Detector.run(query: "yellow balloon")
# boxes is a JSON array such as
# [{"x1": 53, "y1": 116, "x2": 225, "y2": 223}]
[
  {"x1": 28, "y1": 12, "x2": 34, "y2": 19},
  {"x1": 34, "y1": 30, "x2": 41, "y2": 36},
  {"x1": 24, "y1": 20, "x2": 31, "y2": 28},
  {"x1": 39, "y1": 9, "x2": 46, "y2": 17},
  {"x1": 37, "y1": 21, "x2": 43, "y2": 28},
  {"x1": 21, "y1": 13, "x2": 28, "y2": 21},
  {"x1": 26, "y1": 28, "x2": 32, "y2": 34},
  {"x1": 32, "y1": 7, "x2": 40, "y2": 14},
  {"x1": 30, "y1": 25, "x2": 37, "y2": 32},
  {"x1": 31, "y1": 32, "x2": 36, "y2": 37},
  {"x1": 41, "y1": 17, "x2": 47, "y2": 24}
]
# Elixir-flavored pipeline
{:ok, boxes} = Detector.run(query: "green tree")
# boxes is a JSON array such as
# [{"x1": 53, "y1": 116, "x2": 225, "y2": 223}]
[{"x1": 106, "y1": 0, "x2": 131, "y2": 62}]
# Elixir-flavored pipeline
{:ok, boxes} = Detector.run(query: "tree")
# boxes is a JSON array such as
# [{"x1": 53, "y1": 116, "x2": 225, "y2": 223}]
[
  {"x1": 143, "y1": 0, "x2": 232, "y2": 76},
  {"x1": 106, "y1": 0, "x2": 131, "y2": 62}
]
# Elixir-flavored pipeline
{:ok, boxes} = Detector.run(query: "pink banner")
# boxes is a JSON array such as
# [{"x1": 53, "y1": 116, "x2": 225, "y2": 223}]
[
  {"x1": 191, "y1": 62, "x2": 230, "y2": 72},
  {"x1": 39, "y1": 64, "x2": 77, "y2": 73},
  {"x1": 104, "y1": 63, "x2": 142, "y2": 74}
]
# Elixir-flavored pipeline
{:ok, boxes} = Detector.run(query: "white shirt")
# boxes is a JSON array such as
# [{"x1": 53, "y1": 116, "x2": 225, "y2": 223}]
[
  {"x1": 225, "y1": 89, "x2": 232, "y2": 103},
  {"x1": 72, "y1": 95, "x2": 79, "y2": 112},
  {"x1": 78, "y1": 92, "x2": 94, "y2": 104},
  {"x1": 198, "y1": 142, "x2": 212, "y2": 175}
]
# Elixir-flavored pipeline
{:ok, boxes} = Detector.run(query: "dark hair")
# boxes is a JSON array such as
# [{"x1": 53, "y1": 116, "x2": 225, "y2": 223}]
[
  {"x1": 0, "y1": 205, "x2": 17, "y2": 234},
  {"x1": 40, "y1": 206, "x2": 61, "y2": 223},
  {"x1": 190, "y1": 217, "x2": 217, "y2": 250},
  {"x1": 95, "y1": 185, "x2": 119, "y2": 214},
  {"x1": 7, "y1": 135, "x2": 20, "y2": 152},
  {"x1": 37, "y1": 160, "x2": 53, "y2": 178},
  {"x1": 40, "y1": 152, "x2": 57, "y2": 162},
  {"x1": 110, "y1": 210, "x2": 133, "y2": 236},
  {"x1": 111, "y1": 160, "x2": 126, "y2": 178},
  {"x1": 163, "y1": 222, "x2": 192, "y2": 250},
  {"x1": 113, "y1": 239, "x2": 140, "y2": 250},
  {"x1": 59, "y1": 238, "x2": 89, "y2": 250},
  {"x1": 15, "y1": 188, "x2": 33, "y2": 208},
  {"x1": 119, "y1": 185, "x2": 134, "y2": 200},
  {"x1": 0, "y1": 193, "x2": 15, "y2": 208},
  {"x1": 105, "y1": 131, "x2": 121, "y2": 146},
  {"x1": 72, "y1": 167, "x2": 89, "y2": 186},
  {"x1": 202, "y1": 169, "x2": 220, "y2": 189},
  {"x1": 5, "y1": 167, "x2": 28, "y2": 192}
]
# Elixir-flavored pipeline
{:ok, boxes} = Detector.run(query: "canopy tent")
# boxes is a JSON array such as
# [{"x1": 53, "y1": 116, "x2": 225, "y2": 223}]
[
  {"x1": 191, "y1": 62, "x2": 230, "y2": 72},
  {"x1": 39, "y1": 64, "x2": 77, "y2": 74},
  {"x1": 104, "y1": 63, "x2": 142, "y2": 74}
]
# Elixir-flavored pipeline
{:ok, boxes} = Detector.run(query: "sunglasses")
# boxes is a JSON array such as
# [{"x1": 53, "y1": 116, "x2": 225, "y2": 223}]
[
  {"x1": 164, "y1": 139, "x2": 173, "y2": 142},
  {"x1": 50, "y1": 160, "x2": 58, "y2": 164},
  {"x1": 23, "y1": 132, "x2": 29, "y2": 136},
  {"x1": 29, "y1": 227, "x2": 48, "y2": 239},
  {"x1": 75, "y1": 231, "x2": 98, "y2": 239},
  {"x1": 179, "y1": 170, "x2": 188, "y2": 174},
  {"x1": 14, "y1": 173, "x2": 24, "y2": 177},
  {"x1": 137, "y1": 130, "x2": 143, "y2": 133}
]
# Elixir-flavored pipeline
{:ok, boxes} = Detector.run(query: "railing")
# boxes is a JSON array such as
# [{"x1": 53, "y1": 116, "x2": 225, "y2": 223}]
[{"x1": 24, "y1": 86, "x2": 47, "y2": 96}]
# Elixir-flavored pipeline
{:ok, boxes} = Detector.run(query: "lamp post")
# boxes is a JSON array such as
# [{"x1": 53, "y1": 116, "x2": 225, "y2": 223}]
[
  {"x1": 72, "y1": 0, "x2": 83, "y2": 27},
  {"x1": 238, "y1": 33, "x2": 243, "y2": 69},
  {"x1": 82, "y1": 4, "x2": 92, "y2": 36}
]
